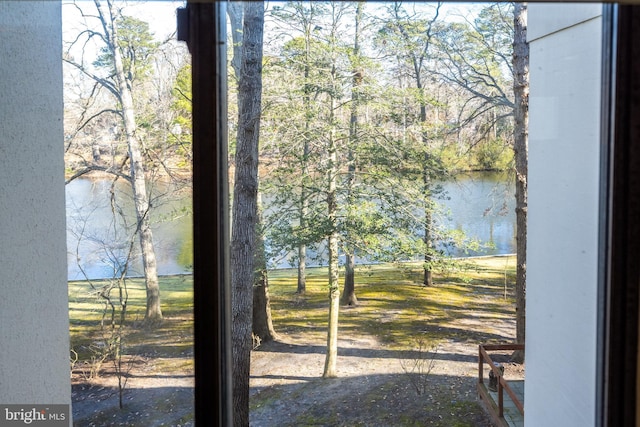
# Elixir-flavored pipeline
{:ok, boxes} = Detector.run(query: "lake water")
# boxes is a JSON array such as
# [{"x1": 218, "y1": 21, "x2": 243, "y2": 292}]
[
  {"x1": 65, "y1": 179, "x2": 193, "y2": 280},
  {"x1": 65, "y1": 172, "x2": 515, "y2": 280},
  {"x1": 438, "y1": 172, "x2": 516, "y2": 257}
]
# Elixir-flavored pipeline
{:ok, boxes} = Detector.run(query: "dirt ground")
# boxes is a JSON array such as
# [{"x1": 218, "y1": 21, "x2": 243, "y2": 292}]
[
  {"x1": 249, "y1": 315, "x2": 522, "y2": 427},
  {"x1": 71, "y1": 355, "x2": 195, "y2": 426},
  {"x1": 72, "y1": 307, "x2": 521, "y2": 426}
]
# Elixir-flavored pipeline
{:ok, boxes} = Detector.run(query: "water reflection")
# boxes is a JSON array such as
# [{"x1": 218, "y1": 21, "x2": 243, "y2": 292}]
[
  {"x1": 65, "y1": 172, "x2": 514, "y2": 280},
  {"x1": 65, "y1": 178, "x2": 192, "y2": 280},
  {"x1": 438, "y1": 172, "x2": 515, "y2": 257}
]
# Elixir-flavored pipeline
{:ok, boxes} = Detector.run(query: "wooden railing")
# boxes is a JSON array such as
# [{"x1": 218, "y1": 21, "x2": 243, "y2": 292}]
[{"x1": 478, "y1": 344, "x2": 525, "y2": 420}]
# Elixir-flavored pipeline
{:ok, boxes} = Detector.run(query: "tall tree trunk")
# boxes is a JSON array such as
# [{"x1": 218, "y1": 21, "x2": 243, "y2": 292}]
[
  {"x1": 323, "y1": 126, "x2": 340, "y2": 378},
  {"x1": 423, "y1": 200, "x2": 433, "y2": 287},
  {"x1": 230, "y1": 2, "x2": 264, "y2": 425},
  {"x1": 341, "y1": 254, "x2": 357, "y2": 306},
  {"x1": 324, "y1": 226, "x2": 340, "y2": 378},
  {"x1": 253, "y1": 189, "x2": 277, "y2": 342},
  {"x1": 297, "y1": 24, "x2": 313, "y2": 295},
  {"x1": 323, "y1": 63, "x2": 340, "y2": 377},
  {"x1": 512, "y1": 2, "x2": 529, "y2": 363},
  {"x1": 297, "y1": 138, "x2": 308, "y2": 294},
  {"x1": 252, "y1": 262, "x2": 277, "y2": 344},
  {"x1": 95, "y1": 0, "x2": 162, "y2": 324},
  {"x1": 297, "y1": 235, "x2": 307, "y2": 293},
  {"x1": 297, "y1": 137, "x2": 308, "y2": 294},
  {"x1": 419, "y1": 89, "x2": 433, "y2": 287},
  {"x1": 341, "y1": 2, "x2": 364, "y2": 307},
  {"x1": 395, "y1": 1, "x2": 440, "y2": 287}
]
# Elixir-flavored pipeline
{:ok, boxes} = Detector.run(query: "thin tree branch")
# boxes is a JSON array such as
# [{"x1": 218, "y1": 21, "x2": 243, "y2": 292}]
[
  {"x1": 63, "y1": 57, "x2": 122, "y2": 102},
  {"x1": 66, "y1": 165, "x2": 133, "y2": 185}
]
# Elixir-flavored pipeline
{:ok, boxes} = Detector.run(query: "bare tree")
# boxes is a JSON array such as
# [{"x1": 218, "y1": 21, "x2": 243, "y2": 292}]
[
  {"x1": 64, "y1": 0, "x2": 165, "y2": 325},
  {"x1": 268, "y1": 1, "x2": 330, "y2": 294},
  {"x1": 229, "y1": 0, "x2": 276, "y2": 348},
  {"x1": 229, "y1": 2, "x2": 265, "y2": 425},
  {"x1": 252, "y1": 192, "x2": 278, "y2": 343},
  {"x1": 512, "y1": 2, "x2": 528, "y2": 363},
  {"x1": 68, "y1": 190, "x2": 137, "y2": 408},
  {"x1": 321, "y1": 1, "x2": 354, "y2": 378},
  {"x1": 341, "y1": 1, "x2": 365, "y2": 307},
  {"x1": 431, "y1": 3, "x2": 515, "y2": 161},
  {"x1": 323, "y1": 86, "x2": 340, "y2": 378},
  {"x1": 380, "y1": 1, "x2": 443, "y2": 286}
]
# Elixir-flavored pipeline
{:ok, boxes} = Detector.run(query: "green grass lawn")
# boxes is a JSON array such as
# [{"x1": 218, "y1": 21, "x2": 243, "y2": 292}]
[
  {"x1": 69, "y1": 274, "x2": 194, "y2": 366},
  {"x1": 68, "y1": 256, "x2": 515, "y2": 365},
  {"x1": 267, "y1": 257, "x2": 516, "y2": 349},
  {"x1": 69, "y1": 257, "x2": 516, "y2": 426}
]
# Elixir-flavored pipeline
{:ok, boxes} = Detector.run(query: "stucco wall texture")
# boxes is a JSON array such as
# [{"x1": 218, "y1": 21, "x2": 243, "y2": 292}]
[{"x1": 0, "y1": 1, "x2": 71, "y2": 408}]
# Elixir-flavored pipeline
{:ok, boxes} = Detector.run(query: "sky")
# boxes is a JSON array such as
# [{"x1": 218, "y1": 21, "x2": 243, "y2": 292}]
[
  {"x1": 62, "y1": 1, "x2": 483, "y2": 45},
  {"x1": 62, "y1": 0, "x2": 186, "y2": 78},
  {"x1": 120, "y1": 1, "x2": 186, "y2": 39},
  {"x1": 61, "y1": 0, "x2": 485, "y2": 81},
  {"x1": 62, "y1": 1, "x2": 185, "y2": 46}
]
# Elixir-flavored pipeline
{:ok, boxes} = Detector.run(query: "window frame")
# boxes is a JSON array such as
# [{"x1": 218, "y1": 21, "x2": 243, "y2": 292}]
[
  {"x1": 181, "y1": 3, "x2": 640, "y2": 426},
  {"x1": 598, "y1": 4, "x2": 640, "y2": 426}
]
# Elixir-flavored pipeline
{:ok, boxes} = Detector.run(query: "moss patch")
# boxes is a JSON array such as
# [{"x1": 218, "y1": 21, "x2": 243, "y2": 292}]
[
  {"x1": 69, "y1": 275, "x2": 193, "y2": 368},
  {"x1": 268, "y1": 257, "x2": 516, "y2": 349},
  {"x1": 70, "y1": 258, "x2": 515, "y2": 426}
]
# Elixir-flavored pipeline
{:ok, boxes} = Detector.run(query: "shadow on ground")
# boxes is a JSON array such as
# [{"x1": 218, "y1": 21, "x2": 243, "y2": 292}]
[
  {"x1": 72, "y1": 384, "x2": 194, "y2": 426},
  {"x1": 250, "y1": 371, "x2": 492, "y2": 427}
]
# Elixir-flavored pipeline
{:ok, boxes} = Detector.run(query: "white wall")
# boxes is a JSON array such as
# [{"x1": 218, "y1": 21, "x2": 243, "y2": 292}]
[
  {"x1": 526, "y1": 5, "x2": 602, "y2": 426},
  {"x1": 0, "y1": 0, "x2": 71, "y2": 407}
]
